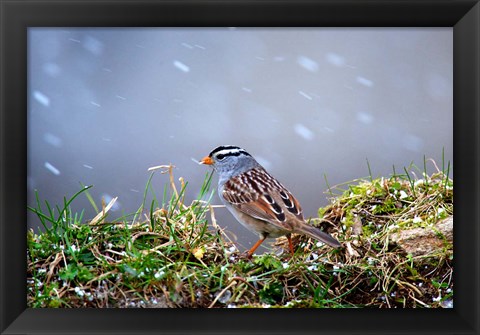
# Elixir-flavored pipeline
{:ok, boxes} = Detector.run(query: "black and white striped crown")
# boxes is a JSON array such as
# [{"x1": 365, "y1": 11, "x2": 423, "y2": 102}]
[{"x1": 209, "y1": 145, "x2": 251, "y2": 160}]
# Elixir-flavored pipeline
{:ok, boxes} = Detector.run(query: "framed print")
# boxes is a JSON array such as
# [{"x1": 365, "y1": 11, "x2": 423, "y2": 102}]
[{"x1": 1, "y1": 1, "x2": 479, "y2": 334}]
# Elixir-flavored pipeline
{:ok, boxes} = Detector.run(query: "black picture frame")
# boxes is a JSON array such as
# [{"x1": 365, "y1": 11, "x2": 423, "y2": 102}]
[{"x1": 1, "y1": 1, "x2": 478, "y2": 334}]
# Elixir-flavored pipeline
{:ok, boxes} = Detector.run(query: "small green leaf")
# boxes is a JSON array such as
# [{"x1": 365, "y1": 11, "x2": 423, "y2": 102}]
[
  {"x1": 259, "y1": 282, "x2": 284, "y2": 304},
  {"x1": 59, "y1": 264, "x2": 78, "y2": 281}
]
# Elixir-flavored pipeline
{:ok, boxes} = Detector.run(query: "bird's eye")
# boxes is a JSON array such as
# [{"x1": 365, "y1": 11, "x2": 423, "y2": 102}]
[{"x1": 216, "y1": 154, "x2": 226, "y2": 160}]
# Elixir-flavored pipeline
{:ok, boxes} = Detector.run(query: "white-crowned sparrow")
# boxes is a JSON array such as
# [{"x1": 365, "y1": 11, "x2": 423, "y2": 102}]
[{"x1": 200, "y1": 145, "x2": 341, "y2": 258}]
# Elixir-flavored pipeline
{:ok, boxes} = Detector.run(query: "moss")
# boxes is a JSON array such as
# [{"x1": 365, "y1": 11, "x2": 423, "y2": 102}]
[{"x1": 28, "y1": 163, "x2": 453, "y2": 308}]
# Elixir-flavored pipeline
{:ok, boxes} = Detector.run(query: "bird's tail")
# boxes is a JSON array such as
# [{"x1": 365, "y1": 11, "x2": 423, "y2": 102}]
[{"x1": 296, "y1": 223, "x2": 341, "y2": 248}]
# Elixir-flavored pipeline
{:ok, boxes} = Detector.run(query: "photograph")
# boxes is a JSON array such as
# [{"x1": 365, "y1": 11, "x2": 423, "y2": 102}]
[{"x1": 26, "y1": 27, "x2": 454, "y2": 309}]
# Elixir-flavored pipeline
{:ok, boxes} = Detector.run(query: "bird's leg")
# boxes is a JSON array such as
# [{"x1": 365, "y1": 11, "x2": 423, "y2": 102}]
[
  {"x1": 245, "y1": 236, "x2": 267, "y2": 259},
  {"x1": 286, "y1": 234, "x2": 295, "y2": 256}
]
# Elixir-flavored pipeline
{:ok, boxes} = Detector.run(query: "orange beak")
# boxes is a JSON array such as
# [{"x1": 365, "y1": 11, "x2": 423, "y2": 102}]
[{"x1": 200, "y1": 156, "x2": 214, "y2": 165}]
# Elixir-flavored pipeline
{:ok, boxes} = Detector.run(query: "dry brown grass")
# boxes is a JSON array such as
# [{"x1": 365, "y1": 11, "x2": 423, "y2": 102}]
[{"x1": 27, "y1": 162, "x2": 453, "y2": 308}]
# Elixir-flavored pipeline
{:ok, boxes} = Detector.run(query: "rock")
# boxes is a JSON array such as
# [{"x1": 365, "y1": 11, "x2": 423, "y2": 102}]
[{"x1": 390, "y1": 216, "x2": 453, "y2": 257}]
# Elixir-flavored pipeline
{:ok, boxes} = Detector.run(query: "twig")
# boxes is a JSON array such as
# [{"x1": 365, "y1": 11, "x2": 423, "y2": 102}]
[{"x1": 89, "y1": 197, "x2": 118, "y2": 225}]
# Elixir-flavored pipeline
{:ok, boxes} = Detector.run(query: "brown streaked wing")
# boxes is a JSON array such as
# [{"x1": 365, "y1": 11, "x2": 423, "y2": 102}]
[
  {"x1": 254, "y1": 166, "x2": 304, "y2": 221},
  {"x1": 221, "y1": 170, "x2": 292, "y2": 230},
  {"x1": 279, "y1": 189, "x2": 304, "y2": 221}
]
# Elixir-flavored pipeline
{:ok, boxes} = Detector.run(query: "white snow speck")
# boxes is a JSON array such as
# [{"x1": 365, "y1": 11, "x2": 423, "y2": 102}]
[
  {"x1": 115, "y1": 95, "x2": 126, "y2": 100},
  {"x1": 33, "y1": 91, "x2": 50, "y2": 107},
  {"x1": 83, "y1": 164, "x2": 93, "y2": 169},
  {"x1": 43, "y1": 133, "x2": 62, "y2": 148},
  {"x1": 356, "y1": 112, "x2": 374, "y2": 125},
  {"x1": 181, "y1": 42, "x2": 194, "y2": 49},
  {"x1": 83, "y1": 36, "x2": 103, "y2": 56},
  {"x1": 402, "y1": 134, "x2": 424, "y2": 152},
  {"x1": 298, "y1": 91, "x2": 313, "y2": 100},
  {"x1": 412, "y1": 216, "x2": 422, "y2": 224},
  {"x1": 273, "y1": 56, "x2": 286, "y2": 62},
  {"x1": 356, "y1": 76, "x2": 374, "y2": 87},
  {"x1": 294, "y1": 123, "x2": 315, "y2": 141},
  {"x1": 44, "y1": 162, "x2": 60, "y2": 175},
  {"x1": 255, "y1": 156, "x2": 272, "y2": 170},
  {"x1": 414, "y1": 179, "x2": 425, "y2": 187},
  {"x1": 297, "y1": 56, "x2": 318, "y2": 72},
  {"x1": 42, "y1": 63, "x2": 61, "y2": 77},
  {"x1": 242, "y1": 87, "x2": 252, "y2": 93},
  {"x1": 90, "y1": 101, "x2": 101, "y2": 107},
  {"x1": 173, "y1": 60, "x2": 190, "y2": 73},
  {"x1": 325, "y1": 52, "x2": 345, "y2": 67},
  {"x1": 68, "y1": 38, "x2": 81, "y2": 43},
  {"x1": 130, "y1": 189, "x2": 140, "y2": 193},
  {"x1": 399, "y1": 190, "x2": 409, "y2": 199},
  {"x1": 194, "y1": 44, "x2": 206, "y2": 50}
]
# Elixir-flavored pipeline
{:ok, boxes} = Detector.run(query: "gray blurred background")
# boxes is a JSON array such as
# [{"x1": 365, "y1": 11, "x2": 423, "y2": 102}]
[{"x1": 28, "y1": 28, "x2": 453, "y2": 252}]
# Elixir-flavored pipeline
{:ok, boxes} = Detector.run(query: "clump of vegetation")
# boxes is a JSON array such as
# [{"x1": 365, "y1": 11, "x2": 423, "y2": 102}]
[
  {"x1": 302, "y1": 158, "x2": 453, "y2": 307},
  {"x1": 27, "y1": 159, "x2": 453, "y2": 308}
]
